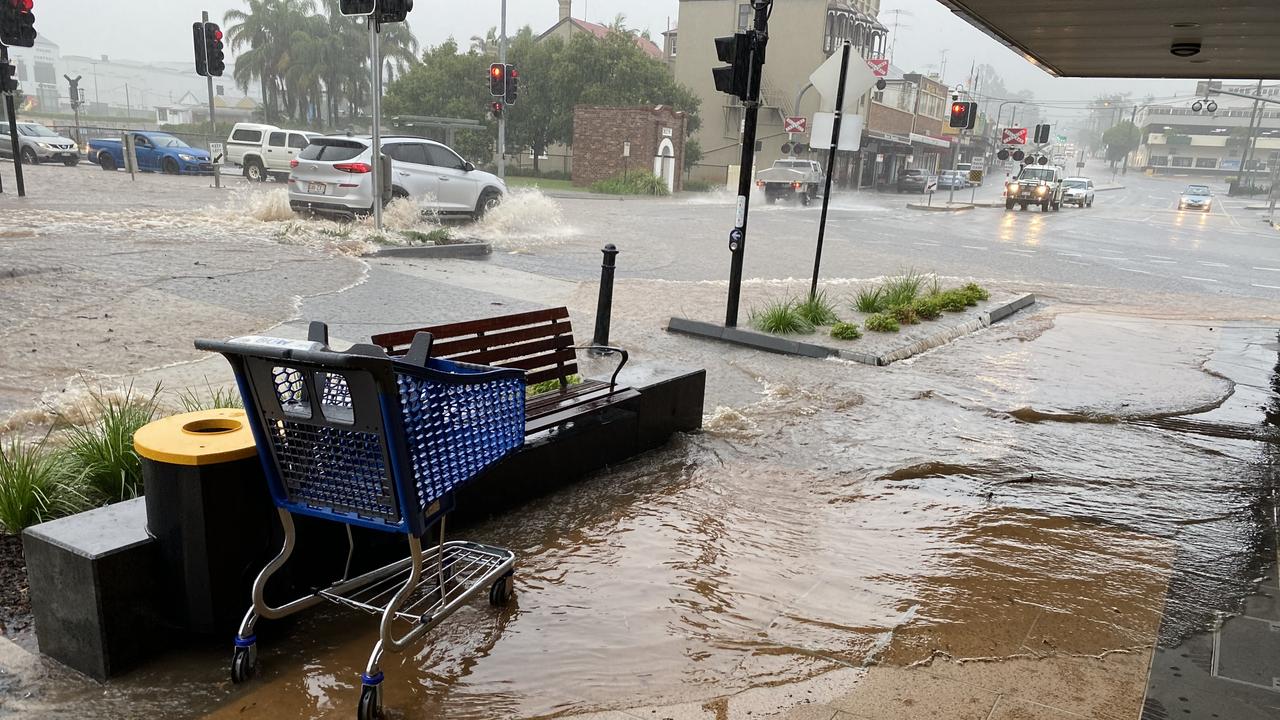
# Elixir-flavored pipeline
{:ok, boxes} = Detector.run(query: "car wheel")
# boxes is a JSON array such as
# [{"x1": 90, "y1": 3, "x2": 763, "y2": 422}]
[
  {"x1": 20, "y1": 147, "x2": 38, "y2": 165},
  {"x1": 765, "y1": 195, "x2": 777, "y2": 205},
  {"x1": 63, "y1": 157, "x2": 79, "y2": 167},
  {"x1": 1020, "y1": 202, "x2": 1028, "y2": 211},
  {"x1": 98, "y1": 152, "x2": 117, "y2": 171},
  {"x1": 472, "y1": 190, "x2": 502, "y2": 221},
  {"x1": 1005, "y1": 200, "x2": 1014, "y2": 210},
  {"x1": 1041, "y1": 202, "x2": 1049, "y2": 212},
  {"x1": 162, "y1": 158, "x2": 180, "y2": 174},
  {"x1": 245, "y1": 159, "x2": 266, "y2": 182}
]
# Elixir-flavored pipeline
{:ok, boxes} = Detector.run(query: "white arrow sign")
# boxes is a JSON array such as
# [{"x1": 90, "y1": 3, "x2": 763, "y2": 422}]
[{"x1": 809, "y1": 45, "x2": 880, "y2": 112}]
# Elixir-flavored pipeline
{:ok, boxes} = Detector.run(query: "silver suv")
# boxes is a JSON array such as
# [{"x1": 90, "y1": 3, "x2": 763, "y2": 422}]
[
  {"x1": 0, "y1": 121, "x2": 81, "y2": 166},
  {"x1": 288, "y1": 135, "x2": 505, "y2": 220}
]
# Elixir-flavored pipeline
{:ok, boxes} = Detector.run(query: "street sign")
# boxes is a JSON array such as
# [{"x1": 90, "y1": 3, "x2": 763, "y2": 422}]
[
  {"x1": 866, "y1": 58, "x2": 889, "y2": 77},
  {"x1": 809, "y1": 113, "x2": 862, "y2": 151},
  {"x1": 209, "y1": 142, "x2": 224, "y2": 164},
  {"x1": 1056, "y1": 134, "x2": 1067, "y2": 143},
  {"x1": 1001, "y1": 127, "x2": 1027, "y2": 145},
  {"x1": 924, "y1": 177, "x2": 938, "y2": 194},
  {"x1": 809, "y1": 48, "x2": 879, "y2": 112},
  {"x1": 783, "y1": 116, "x2": 807, "y2": 134},
  {"x1": 968, "y1": 169, "x2": 983, "y2": 184}
]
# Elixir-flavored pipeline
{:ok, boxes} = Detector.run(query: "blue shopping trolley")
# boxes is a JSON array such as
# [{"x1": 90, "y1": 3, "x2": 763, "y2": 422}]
[{"x1": 197, "y1": 325, "x2": 525, "y2": 720}]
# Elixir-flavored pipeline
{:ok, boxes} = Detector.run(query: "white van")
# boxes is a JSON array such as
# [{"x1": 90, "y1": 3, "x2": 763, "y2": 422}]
[{"x1": 225, "y1": 123, "x2": 321, "y2": 182}]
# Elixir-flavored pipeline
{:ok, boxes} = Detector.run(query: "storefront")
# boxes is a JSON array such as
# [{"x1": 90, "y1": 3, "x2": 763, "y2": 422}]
[{"x1": 908, "y1": 132, "x2": 951, "y2": 173}]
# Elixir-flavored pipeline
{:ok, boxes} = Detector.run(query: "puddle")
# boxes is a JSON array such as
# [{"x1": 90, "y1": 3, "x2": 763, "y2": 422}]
[{"x1": 4, "y1": 312, "x2": 1277, "y2": 719}]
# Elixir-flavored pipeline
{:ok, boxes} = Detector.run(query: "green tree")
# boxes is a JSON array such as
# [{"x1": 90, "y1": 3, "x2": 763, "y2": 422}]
[
  {"x1": 1102, "y1": 120, "x2": 1140, "y2": 167},
  {"x1": 382, "y1": 39, "x2": 495, "y2": 163}
]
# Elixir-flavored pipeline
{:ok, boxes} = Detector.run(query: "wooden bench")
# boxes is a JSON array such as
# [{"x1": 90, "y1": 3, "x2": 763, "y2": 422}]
[{"x1": 371, "y1": 307, "x2": 639, "y2": 436}]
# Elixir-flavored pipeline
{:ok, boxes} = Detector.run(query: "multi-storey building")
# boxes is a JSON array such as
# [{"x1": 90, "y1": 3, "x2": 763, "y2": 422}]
[{"x1": 1135, "y1": 81, "x2": 1280, "y2": 178}]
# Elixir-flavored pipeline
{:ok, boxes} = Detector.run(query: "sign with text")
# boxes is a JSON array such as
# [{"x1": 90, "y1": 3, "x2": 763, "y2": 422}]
[
  {"x1": 867, "y1": 58, "x2": 889, "y2": 77},
  {"x1": 209, "y1": 142, "x2": 224, "y2": 164},
  {"x1": 784, "y1": 116, "x2": 807, "y2": 134},
  {"x1": 1001, "y1": 127, "x2": 1028, "y2": 145}
]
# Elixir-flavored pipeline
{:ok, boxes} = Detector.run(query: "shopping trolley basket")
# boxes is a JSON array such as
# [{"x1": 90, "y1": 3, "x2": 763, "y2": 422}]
[{"x1": 196, "y1": 329, "x2": 525, "y2": 720}]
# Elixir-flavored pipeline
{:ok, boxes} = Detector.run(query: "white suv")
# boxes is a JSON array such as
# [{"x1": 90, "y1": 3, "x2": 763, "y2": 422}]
[
  {"x1": 226, "y1": 123, "x2": 321, "y2": 182},
  {"x1": 288, "y1": 135, "x2": 505, "y2": 220}
]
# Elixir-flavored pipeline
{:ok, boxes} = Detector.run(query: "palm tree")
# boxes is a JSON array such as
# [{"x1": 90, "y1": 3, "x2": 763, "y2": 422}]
[{"x1": 469, "y1": 28, "x2": 498, "y2": 56}]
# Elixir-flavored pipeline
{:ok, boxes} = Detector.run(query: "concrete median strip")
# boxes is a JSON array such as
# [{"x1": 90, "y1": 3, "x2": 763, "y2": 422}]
[
  {"x1": 906, "y1": 202, "x2": 976, "y2": 212},
  {"x1": 370, "y1": 242, "x2": 492, "y2": 259},
  {"x1": 669, "y1": 293, "x2": 1036, "y2": 367}
]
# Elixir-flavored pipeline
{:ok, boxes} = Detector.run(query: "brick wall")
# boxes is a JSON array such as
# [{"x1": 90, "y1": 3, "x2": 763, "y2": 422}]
[
  {"x1": 868, "y1": 103, "x2": 913, "y2": 136},
  {"x1": 571, "y1": 105, "x2": 687, "y2": 191}
]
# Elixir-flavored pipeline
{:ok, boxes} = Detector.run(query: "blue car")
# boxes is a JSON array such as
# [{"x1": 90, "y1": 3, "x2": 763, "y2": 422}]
[{"x1": 89, "y1": 131, "x2": 213, "y2": 175}]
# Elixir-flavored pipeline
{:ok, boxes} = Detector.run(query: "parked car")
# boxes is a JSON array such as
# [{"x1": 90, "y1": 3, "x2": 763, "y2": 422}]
[
  {"x1": 1178, "y1": 184, "x2": 1213, "y2": 212},
  {"x1": 288, "y1": 135, "x2": 505, "y2": 220},
  {"x1": 0, "y1": 120, "x2": 80, "y2": 166},
  {"x1": 225, "y1": 122, "x2": 321, "y2": 182},
  {"x1": 89, "y1": 132, "x2": 213, "y2": 174},
  {"x1": 897, "y1": 169, "x2": 936, "y2": 193},
  {"x1": 1004, "y1": 165, "x2": 1065, "y2": 212},
  {"x1": 755, "y1": 158, "x2": 824, "y2": 205},
  {"x1": 1062, "y1": 177, "x2": 1095, "y2": 207},
  {"x1": 936, "y1": 170, "x2": 969, "y2": 190}
]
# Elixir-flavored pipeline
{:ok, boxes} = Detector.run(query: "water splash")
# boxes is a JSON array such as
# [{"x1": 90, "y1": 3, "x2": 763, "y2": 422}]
[{"x1": 469, "y1": 189, "x2": 576, "y2": 249}]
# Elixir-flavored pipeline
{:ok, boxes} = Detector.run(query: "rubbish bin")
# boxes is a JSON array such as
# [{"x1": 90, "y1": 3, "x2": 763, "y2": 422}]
[{"x1": 134, "y1": 408, "x2": 273, "y2": 635}]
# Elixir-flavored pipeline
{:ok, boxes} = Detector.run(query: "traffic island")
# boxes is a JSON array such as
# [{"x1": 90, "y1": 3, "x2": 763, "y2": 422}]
[
  {"x1": 668, "y1": 292, "x2": 1036, "y2": 367},
  {"x1": 905, "y1": 202, "x2": 976, "y2": 212},
  {"x1": 369, "y1": 241, "x2": 492, "y2": 259}
]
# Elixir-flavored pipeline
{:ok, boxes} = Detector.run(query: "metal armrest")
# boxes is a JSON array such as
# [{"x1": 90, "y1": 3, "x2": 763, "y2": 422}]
[{"x1": 573, "y1": 344, "x2": 629, "y2": 391}]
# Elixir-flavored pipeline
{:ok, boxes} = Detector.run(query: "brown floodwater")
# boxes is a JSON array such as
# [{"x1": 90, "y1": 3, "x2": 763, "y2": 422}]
[{"x1": 6, "y1": 311, "x2": 1277, "y2": 719}]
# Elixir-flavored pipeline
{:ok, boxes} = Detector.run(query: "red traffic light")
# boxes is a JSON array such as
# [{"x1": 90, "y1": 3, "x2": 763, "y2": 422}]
[
  {"x1": 491, "y1": 65, "x2": 503, "y2": 78},
  {"x1": 214, "y1": 29, "x2": 223, "y2": 41},
  {"x1": 952, "y1": 103, "x2": 963, "y2": 114}
]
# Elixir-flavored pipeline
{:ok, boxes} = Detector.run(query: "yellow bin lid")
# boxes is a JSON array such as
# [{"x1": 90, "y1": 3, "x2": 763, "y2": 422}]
[{"x1": 134, "y1": 408, "x2": 258, "y2": 467}]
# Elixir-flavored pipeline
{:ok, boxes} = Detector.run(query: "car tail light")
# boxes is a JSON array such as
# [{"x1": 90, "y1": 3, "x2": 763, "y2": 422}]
[
  {"x1": 334, "y1": 162, "x2": 372, "y2": 174},
  {"x1": 290, "y1": 159, "x2": 299, "y2": 168},
  {"x1": 756, "y1": 180, "x2": 764, "y2": 188},
  {"x1": 791, "y1": 181, "x2": 802, "y2": 189}
]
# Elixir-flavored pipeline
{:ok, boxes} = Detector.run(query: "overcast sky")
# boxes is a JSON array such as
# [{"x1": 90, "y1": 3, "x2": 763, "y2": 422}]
[{"x1": 42, "y1": 0, "x2": 1199, "y2": 126}]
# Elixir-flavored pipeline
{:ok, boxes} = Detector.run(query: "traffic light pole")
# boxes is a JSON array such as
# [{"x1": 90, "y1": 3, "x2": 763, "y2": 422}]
[
  {"x1": 497, "y1": 0, "x2": 506, "y2": 179},
  {"x1": 203, "y1": 10, "x2": 220, "y2": 189},
  {"x1": 724, "y1": 1, "x2": 771, "y2": 329},
  {"x1": 2, "y1": 46, "x2": 24, "y2": 198},
  {"x1": 369, "y1": 15, "x2": 383, "y2": 230}
]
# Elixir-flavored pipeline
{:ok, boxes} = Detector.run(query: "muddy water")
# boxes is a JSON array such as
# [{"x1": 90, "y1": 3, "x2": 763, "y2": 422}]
[{"x1": 9, "y1": 311, "x2": 1277, "y2": 719}]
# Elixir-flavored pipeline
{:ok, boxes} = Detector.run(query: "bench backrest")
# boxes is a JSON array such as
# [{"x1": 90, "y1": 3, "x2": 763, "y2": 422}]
[{"x1": 371, "y1": 307, "x2": 578, "y2": 387}]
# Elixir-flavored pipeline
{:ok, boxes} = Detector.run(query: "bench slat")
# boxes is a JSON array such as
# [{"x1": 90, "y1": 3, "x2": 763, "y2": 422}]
[
  {"x1": 485, "y1": 348, "x2": 578, "y2": 375},
  {"x1": 525, "y1": 379, "x2": 610, "y2": 417},
  {"x1": 428, "y1": 320, "x2": 574, "y2": 358},
  {"x1": 447, "y1": 336, "x2": 572, "y2": 368},
  {"x1": 526, "y1": 388, "x2": 642, "y2": 436}
]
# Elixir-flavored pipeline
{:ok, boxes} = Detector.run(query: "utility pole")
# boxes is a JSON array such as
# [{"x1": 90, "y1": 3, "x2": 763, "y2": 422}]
[
  {"x1": 1238, "y1": 79, "x2": 1264, "y2": 192},
  {"x1": 497, "y1": 0, "x2": 507, "y2": 179}
]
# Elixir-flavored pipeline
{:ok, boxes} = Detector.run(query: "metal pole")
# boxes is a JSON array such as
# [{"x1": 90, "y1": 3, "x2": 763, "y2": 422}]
[
  {"x1": 497, "y1": 0, "x2": 507, "y2": 179},
  {"x1": 1122, "y1": 105, "x2": 1137, "y2": 175},
  {"x1": 809, "y1": 41, "x2": 851, "y2": 302},
  {"x1": 369, "y1": 16, "x2": 383, "y2": 230},
  {"x1": 203, "y1": 11, "x2": 221, "y2": 189},
  {"x1": 724, "y1": 0, "x2": 771, "y2": 328},
  {"x1": 3, "y1": 47, "x2": 24, "y2": 197},
  {"x1": 592, "y1": 243, "x2": 618, "y2": 348},
  {"x1": 948, "y1": 127, "x2": 960, "y2": 204},
  {"x1": 1239, "y1": 79, "x2": 1264, "y2": 193}
]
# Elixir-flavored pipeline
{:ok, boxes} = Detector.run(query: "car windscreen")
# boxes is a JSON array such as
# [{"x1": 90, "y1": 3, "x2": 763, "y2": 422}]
[
  {"x1": 1063, "y1": 180, "x2": 1086, "y2": 188},
  {"x1": 18, "y1": 124, "x2": 58, "y2": 137},
  {"x1": 1186, "y1": 185, "x2": 1210, "y2": 195},
  {"x1": 299, "y1": 140, "x2": 365, "y2": 162},
  {"x1": 1018, "y1": 168, "x2": 1055, "y2": 182},
  {"x1": 151, "y1": 135, "x2": 190, "y2": 148}
]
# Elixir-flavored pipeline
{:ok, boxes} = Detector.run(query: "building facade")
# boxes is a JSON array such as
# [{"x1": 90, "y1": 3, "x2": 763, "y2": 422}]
[
  {"x1": 672, "y1": 0, "x2": 886, "y2": 185},
  {"x1": 1135, "y1": 81, "x2": 1280, "y2": 177},
  {"x1": 572, "y1": 105, "x2": 687, "y2": 192},
  {"x1": 860, "y1": 69, "x2": 953, "y2": 188}
]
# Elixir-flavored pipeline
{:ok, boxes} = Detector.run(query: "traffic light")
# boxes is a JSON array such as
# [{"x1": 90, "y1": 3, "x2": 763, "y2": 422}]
[
  {"x1": 378, "y1": 0, "x2": 413, "y2": 23},
  {"x1": 192, "y1": 22, "x2": 208, "y2": 76},
  {"x1": 339, "y1": 0, "x2": 376, "y2": 16},
  {"x1": 1, "y1": 0, "x2": 38, "y2": 48},
  {"x1": 712, "y1": 33, "x2": 751, "y2": 101},
  {"x1": 1033, "y1": 123, "x2": 1050, "y2": 144},
  {"x1": 949, "y1": 100, "x2": 976, "y2": 129},
  {"x1": 204, "y1": 22, "x2": 225, "y2": 77},
  {"x1": 489, "y1": 63, "x2": 505, "y2": 97},
  {"x1": 504, "y1": 65, "x2": 518, "y2": 105},
  {"x1": 0, "y1": 61, "x2": 16, "y2": 95},
  {"x1": 490, "y1": 101, "x2": 503, "y2": 120},
  {"x1": 1012, "y1": 149, "x2": 1025, "y2": 162}
]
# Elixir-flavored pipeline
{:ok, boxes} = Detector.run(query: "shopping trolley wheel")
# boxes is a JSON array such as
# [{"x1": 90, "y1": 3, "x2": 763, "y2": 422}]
[
  {"x1": 488, "y1": 573, "x2": 514, "y2": 606},
  {"x1": 230, "y1": 642, "x2": 257, "y2": 684},
  {"x1": 357, "y1": 682, "x2": 383, "y2": 720}
]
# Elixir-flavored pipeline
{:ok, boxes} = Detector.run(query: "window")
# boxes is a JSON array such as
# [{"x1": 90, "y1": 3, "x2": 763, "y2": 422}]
[
  {"x1": 425, "y1": 144, "x2": 465, "y2": 169},
  {"x1": 231, "y1": 128, "x2": 262, "y2": 143},
  {"x1": 34, "y1": 61, "x2": 55, "y2": 84},
  {"x1": 268, "y1": 132, "x2": 286, "y2": 147},
  {"x1": 669, "y1": 35, "x2": 677, "y2": 57},
  {"x1": 299, "y1": 140, "x2": 366, "y2": 162},
  {"x1": 737, "y1": 4, "x2": 751, "y2": 30},
  {"x1": 386, "y1": 142, "x2": 428, "y2": 165},
  {"x1": 1149, "y1": 155, "x2": 1168, "y2": 166},
  {"x1": 156, "y1": 108, "x2": 168, "y2": 122},
  {"x1": 216, "y1": 85, "x2": 225, "y2": 96},
  {"x1": 1171, "y1": 156, "x2": 1193, "y2": 167},
  {"x1": 1194, "y1": 157, "x2": 1217, "y2": 169},
  {"x1": 288, "y1": 133, "x2": 309, "y2": 149}
]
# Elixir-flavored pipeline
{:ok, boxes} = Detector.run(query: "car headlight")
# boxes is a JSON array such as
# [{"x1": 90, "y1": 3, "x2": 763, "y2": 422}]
[
  {"x1": 1036, "y1": 186, "x2": 1047, "y2": 194},
  {"x1": 37, "y1": 142, "x2": 52, "y2": 149},
  {"x1": 178, "y1": 153, "x2": 197, "y2": 161},
  {"x1": 1006, "y1": 183, "x2": 1017, "y2": 192}
]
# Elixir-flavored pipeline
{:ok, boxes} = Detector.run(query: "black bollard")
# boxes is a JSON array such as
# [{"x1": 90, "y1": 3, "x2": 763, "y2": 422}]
[{"x1": 592, "y1": 243, "x2": 619, "y2": 349}]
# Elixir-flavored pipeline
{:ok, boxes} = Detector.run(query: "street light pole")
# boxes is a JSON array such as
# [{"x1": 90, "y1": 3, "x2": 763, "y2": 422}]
[{"x1": 497, "y1": 0, "x2": 507, "y2": 179}]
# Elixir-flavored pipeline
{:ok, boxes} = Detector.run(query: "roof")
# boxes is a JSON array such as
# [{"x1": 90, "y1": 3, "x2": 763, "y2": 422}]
[
  {"x1": 540, "y1": 17, "x2": 664, "y2": 60},
  {"x1": 934, "y1": 0, "x2": 1280, "y2": 79}
]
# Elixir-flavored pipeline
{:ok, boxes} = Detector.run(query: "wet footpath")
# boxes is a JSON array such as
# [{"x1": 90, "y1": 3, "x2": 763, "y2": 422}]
[{"x1": 2, "y1": 296, "x2": 1277, "y2": 720}]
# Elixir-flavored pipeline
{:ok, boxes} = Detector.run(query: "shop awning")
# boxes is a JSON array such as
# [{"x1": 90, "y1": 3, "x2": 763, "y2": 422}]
[
  {"x1": 933, "y1": 0, "x2": 1280, "y2": 79},
  {"x1": 909, "y1": 133, "x2": 952, "y2": 149}
]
